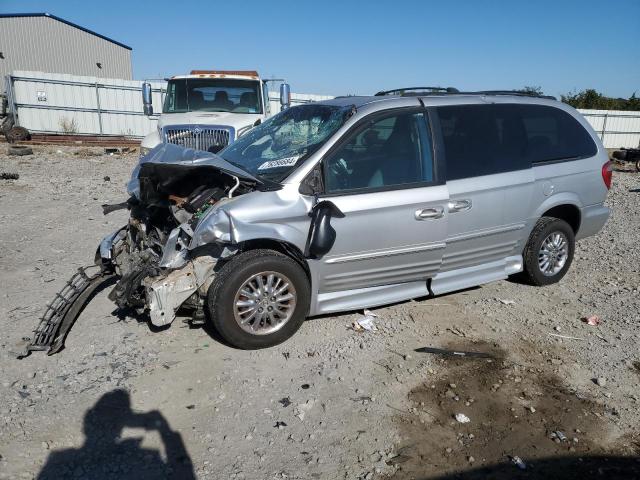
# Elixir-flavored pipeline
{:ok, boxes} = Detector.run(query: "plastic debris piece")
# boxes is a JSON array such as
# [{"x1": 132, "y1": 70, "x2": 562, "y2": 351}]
[
  {"x1": 454, "y1": 413, "x2": 471, "y2": 424},
  {"x1": 497, "y1": 298, "x2": 515, "y2": 305},
  {"x1": 415, "y1": 346, "x2": 495, "y2": 359},
  {"x1": 511, "y1": 456, "x2": 527, "y2": 470},
  {"x1": 352, "y1": 310, "x2": 378, "y2": 332},
  {"x1": 551, "y1": 430, "x2": 567, "y2": 442},
  {"x1": 0, "y1": 172, "x2": 20, "y2": 180},
  {"x1": 583, "y1": 315, "x2": 601, "y2": 326}
]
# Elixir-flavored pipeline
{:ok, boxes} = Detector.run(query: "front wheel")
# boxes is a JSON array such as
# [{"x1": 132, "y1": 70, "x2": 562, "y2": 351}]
[
  {"x1": 521, "y1": 217, "x2": 575, "y2": 286},
  {"x1": 206, "y1": 249, "x2": 310, "y2": 349}
]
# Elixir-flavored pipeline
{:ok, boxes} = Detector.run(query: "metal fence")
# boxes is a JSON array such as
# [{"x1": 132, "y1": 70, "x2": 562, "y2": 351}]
[
  {"x1": 4, "y1": 71, "x2": 333, "y2": 138},
  {"x1": 578, "y1": 109, "x2": 640, "y2": 149},
  {"x1": 6, "y1": 71, "x2": 640, "y2": 149}
]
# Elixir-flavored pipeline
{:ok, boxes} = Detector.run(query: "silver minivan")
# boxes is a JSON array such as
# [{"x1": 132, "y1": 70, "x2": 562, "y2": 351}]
[{"x1": 26, "y1": 89, "x2": 612, "y2": 354}]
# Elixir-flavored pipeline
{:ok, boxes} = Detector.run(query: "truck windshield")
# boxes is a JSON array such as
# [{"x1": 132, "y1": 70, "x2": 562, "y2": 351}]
[
  {"x1": 220, "y1": 104, "x2": 352, "y2": 182},
  {"x1": 163, "y1": 78, "x2": 262, "y2": 114}
]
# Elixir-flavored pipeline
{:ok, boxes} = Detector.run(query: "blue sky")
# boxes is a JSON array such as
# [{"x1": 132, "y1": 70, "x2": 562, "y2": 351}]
[{"x1": 3, "y1": 0, "x2": 639, "y2": 97}]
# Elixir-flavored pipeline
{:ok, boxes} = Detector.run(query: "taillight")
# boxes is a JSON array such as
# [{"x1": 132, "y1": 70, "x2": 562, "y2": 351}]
[{"x1": 602, "y1": 161, "x2": 612, "y2": 190}]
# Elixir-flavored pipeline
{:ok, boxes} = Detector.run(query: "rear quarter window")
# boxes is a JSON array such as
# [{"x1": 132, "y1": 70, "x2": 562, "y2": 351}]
[
  {"x1": 436, "y1": 104, "x2": 598, "y2": 181},
  {"x1": 519, "y1": 104, "x2": 597, "y2": 164}
]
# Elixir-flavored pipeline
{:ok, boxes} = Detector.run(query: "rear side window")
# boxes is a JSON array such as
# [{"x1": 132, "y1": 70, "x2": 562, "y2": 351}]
[
  {"x1": 436, "y1": 104, "x2": 597, "y2": 181},
  {"x1": 519, "y1": 104, "x2": 597, "y2": 164}
]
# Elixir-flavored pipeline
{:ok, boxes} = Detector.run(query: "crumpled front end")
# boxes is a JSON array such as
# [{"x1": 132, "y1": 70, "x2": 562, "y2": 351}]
[
  {"x1": 100, "y1": 144, "x2": 260, "y2": 327},
  {"x1": 21, "y1": 145, "x2": 261, "y2": 356}
]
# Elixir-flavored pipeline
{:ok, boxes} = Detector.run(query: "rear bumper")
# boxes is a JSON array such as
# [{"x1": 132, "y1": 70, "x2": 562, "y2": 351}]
[{"x1": 577, "y1": 203, "x2": 610, "y2": 240}]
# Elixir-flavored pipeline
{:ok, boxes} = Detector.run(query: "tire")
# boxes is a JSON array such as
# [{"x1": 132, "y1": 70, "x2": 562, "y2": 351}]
[
  {"x1": 635, "y1": 158, "x2": 640, "y2": 173},
  {"x1": 521, "y1": 217, "x2": 575, "y2": 286},
  {"x1": 206, "y1": 249, "x2": 310, "y2": 349},
  {"x1": 8, "y1": 145, "x2": 33, "y2": 156}
]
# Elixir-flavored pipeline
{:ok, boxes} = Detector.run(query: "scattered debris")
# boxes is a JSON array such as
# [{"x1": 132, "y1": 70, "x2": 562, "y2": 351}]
[
  {"x1": 352, "y1": 310, "x2": 378, "y2": 332},
  {"x1": 0, "y1": 172, "x2": 20, "y2": 180},
  {"x1": 301, "y1": 384, "x2": 310, "y2": 390},
  {"x1": 510, "y1": 455, "x2": 527, "y2": 470},
  {"x1": 274, "y1": 421, "x2": 287, "y2": 429},
  {"x1": 497, "y1": 298, "x2": 515, "y2": 305},
  {"x1": 583, "y1": 315, "x2": 601, "y2": 326},
  {"x1": 103, "y1": 175, "x2": 111, "y2": 182},
  {"x1": 447, "y1": 326, "x2": 467, "y2": 337},
  {"x1": 414, "y1": 346, "x2": 495, "y2": 359},
  {"x1": 104, "y1": 147, "x2": 133, "y2": 155},
  {"x1": 550, "y1": 430, "x2": 567, "y2": 442},
  {"x1": 454, "y1": 413, "x2": 471, "y2": 423},
  {"x1": 282, "y1": 352, "x2": 290, "y2": 360},
  {"x1": 595, "y1": 377, "x2": 607, "y2": 387},
  {"x1": 278, "y1": 397, "x2": 292, "y2": 408},
  {"x1": 547, "y1": 333, "x2": 586, "y2": 341},
  {"x1": 185, "y1": 404, "x2": 195, "y2": 410}
]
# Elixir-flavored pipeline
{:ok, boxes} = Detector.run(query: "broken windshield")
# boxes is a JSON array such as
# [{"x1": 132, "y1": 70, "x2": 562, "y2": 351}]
[
  {"x1": 220, "y1": 104, "x2": 352, "y2": 182},
  {"x1": 163, "y1": 78, "x2": 263, "y2": 114}
]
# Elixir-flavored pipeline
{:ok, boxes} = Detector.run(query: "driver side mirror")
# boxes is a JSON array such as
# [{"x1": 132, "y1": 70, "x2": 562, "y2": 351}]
[
  {"x1": 142, "y1": 82, "x2": 153, "y2": 116},
  {"x1": 279, "y1": 83, "x2": 291, "y2": 110}
]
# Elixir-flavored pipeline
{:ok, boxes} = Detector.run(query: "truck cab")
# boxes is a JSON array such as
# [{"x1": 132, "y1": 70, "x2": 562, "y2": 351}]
[{"x1": 140, "y1": 70, "x2": 290, "y2": 155}]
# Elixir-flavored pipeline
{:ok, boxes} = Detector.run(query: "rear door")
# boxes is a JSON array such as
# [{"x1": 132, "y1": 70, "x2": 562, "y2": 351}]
[
  {"x1": 429, "y1": 103, "x2": 534, "y2": 294},
  {"x1": 311, "y1": 108, "x2": 448, "y2": 294}
]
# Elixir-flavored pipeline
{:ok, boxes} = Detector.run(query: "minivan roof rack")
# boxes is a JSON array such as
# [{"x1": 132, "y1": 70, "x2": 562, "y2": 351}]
[
  {"x1": 470, "y1": 90, "x2": 557, "y2": 100},
  {"x1": 374, "y1": 87, "x2": 460, "y2": 96},
  {"x1": 374, "y1": 87, "x2": 556, "y2": 100}
]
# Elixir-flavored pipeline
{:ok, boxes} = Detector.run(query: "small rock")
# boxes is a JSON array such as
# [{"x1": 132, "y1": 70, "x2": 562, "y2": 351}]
[
  {"x1": 454, "y1": 413, "x2": 471, "y2": 424},
  {"x1": 595, "y1": 377, "x2": 607, "y2": 387}
]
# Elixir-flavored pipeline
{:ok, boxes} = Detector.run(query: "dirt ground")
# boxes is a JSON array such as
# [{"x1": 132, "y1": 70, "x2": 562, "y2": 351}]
[{"x1": 0, "y1": 146, "x2": 639, "y2": 480}]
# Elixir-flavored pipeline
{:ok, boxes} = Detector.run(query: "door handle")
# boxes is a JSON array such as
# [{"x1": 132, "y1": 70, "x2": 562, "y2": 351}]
[
  {"x1": 415, "y1": 206, "x2": 444, "y2": 220},
  {"x1": 448, "y1": 199, "x2": 472, "y2": 213}
]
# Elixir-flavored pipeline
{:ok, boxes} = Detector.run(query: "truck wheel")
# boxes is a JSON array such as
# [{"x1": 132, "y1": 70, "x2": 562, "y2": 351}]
[
  {"x1": 635, "y1": 158, "x2": 640, "y2": 172},
  {"x1": 522, "y1": 217, "x2": 575, "y2": 286},
  {"x1": 206, "y1": 249, "x2": 310, "y2": 349}
]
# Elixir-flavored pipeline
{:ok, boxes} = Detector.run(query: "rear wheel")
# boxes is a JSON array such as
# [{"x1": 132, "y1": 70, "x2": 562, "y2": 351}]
[
  {"x1": 206, "y1": 249, "x2": 310, "y2": 349},
  {"x1": 522, "y1": 217, "x2": 575, "y2": 286}
]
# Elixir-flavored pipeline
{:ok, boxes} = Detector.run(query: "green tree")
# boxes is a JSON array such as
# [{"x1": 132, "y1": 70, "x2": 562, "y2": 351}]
[
  {"x1": 561, "y1": 89, "x2": 640, "y2": 111},
  {"x1": 520, "y1": 86, "x2": 544, "y2": 96}
]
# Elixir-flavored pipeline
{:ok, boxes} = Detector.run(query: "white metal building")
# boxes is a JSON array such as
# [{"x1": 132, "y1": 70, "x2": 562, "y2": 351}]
[{"x1": 0, "y1": 13, "x2": 132, "y2": 89}]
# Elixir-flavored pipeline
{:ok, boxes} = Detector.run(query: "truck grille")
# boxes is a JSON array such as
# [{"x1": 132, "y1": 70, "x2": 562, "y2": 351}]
[{"x1": 163, "y1": 126, "x2": 232, "y2": 153}]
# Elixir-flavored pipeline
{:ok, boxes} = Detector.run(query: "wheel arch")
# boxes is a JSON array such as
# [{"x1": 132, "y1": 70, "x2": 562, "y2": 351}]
[
  {"x1": 541, "y1": 204, "x2": 581, "y2": 234},
  {"x1": 236, "y1": 238, "x2": 311, "y2": 282},
  {"x1": 534, "y1": 193, "x2": 582, "y2": 234}
]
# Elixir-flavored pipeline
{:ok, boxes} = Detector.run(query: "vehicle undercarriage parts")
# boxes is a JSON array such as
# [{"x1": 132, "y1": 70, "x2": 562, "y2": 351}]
[
  {"x1": 19, "y1": 266, "x2": 115, "y2": 357},
  {"x1": 305, "y1": 200, "x2": 345, "y2": 259},
  {"x1": 144, "y1": 256, "x2": 217, "y2": 326},
  {"x1": 108, "y1": 249, "x2": 159, "y2": 309}
]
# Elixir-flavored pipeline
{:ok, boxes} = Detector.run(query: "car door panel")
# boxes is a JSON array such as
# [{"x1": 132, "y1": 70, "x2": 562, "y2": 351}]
[
  {"x1": 313, "y1": 185, "x2": 449, "y2": 292},
  {"x1": 311, "y1": 109, "x2": 448, "y2": 295}
]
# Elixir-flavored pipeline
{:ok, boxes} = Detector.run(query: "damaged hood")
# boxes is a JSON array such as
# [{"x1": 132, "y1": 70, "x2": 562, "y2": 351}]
[{"x1": 127, "y1": 143, "x2": 262, "y2": 197}]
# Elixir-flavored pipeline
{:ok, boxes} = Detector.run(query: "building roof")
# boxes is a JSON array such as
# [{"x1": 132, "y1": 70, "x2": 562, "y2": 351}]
[{"x1": 0, "y1": 12, "x2": 132, "y2": 50}]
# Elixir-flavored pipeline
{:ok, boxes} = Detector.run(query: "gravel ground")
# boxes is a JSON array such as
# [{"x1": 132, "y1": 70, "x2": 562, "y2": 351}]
[{"x1": 0, "y1": 146, "x2": 639, "y2": 479}]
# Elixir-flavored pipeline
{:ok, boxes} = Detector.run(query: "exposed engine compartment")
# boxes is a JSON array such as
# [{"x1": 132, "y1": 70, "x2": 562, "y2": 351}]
[
  {"x1": 107, "y1": 161, "x2": 256, "y2": 322},
  {"x1": 21, "y1": 145, "x2": 264, "y2": 356}
]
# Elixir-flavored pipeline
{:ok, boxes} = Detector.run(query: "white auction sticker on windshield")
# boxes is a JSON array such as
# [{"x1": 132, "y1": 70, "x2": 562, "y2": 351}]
[{"x1": 257, "y1": 156, "x2": 299, "y2": 170}]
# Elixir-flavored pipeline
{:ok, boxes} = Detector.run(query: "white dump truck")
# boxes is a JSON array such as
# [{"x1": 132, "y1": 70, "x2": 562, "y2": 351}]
[{"x1": 140, "y1": 70, "x2": 290, "y2": 155}]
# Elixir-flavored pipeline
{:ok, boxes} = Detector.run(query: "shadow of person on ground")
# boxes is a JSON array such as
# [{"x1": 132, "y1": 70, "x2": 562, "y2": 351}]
[{"x1": 37, "y1": 389, "x2": 194, "y2": 480}]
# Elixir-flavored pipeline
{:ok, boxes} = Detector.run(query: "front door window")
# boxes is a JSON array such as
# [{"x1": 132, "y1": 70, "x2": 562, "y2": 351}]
[{"x1": 324, "y1": 112, "x2": 433, "y2": 193}]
